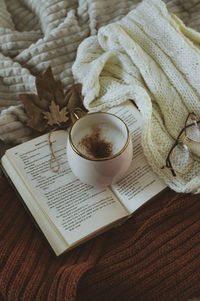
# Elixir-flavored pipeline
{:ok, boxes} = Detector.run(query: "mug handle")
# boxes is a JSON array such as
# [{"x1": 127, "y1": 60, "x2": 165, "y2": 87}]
[{"x1": 70, "y1": 108, "x2": 87, "y2": 124}]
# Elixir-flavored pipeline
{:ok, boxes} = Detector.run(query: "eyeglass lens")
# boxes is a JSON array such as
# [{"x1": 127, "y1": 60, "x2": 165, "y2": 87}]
[
  {"x1": 170, "y1": 143, "x2": 193, "y2": 175},
  {"x1": 185, "y1": 113, "x2": 200, "y2": 142},
  {"x1": 169, "y1": 113, "x2": 200, "y2": 175}
]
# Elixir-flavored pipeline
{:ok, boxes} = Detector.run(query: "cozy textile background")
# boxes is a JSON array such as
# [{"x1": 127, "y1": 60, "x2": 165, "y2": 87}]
[
  {"x1": 0, "y1": 0, "x2": 200, "y2": 152},
  {"x1": 1, "y1": 0, "x2": 200, "y2": 300},
  {"x1": 1, "y1": 177, "x2": 200, "y2": 301}
]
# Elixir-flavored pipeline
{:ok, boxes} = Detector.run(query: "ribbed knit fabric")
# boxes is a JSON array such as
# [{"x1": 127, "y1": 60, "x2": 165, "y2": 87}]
[
  {"x1": 1, "y1": 176, "x2": 200, "y2": 301},
  {"x1": 0, "y1": 0, "x2": 200, "y2": 147}
]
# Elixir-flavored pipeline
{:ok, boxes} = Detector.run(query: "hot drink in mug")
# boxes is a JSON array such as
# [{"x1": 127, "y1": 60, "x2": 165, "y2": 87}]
[{"x1": 67, "y1": 110, "x2": 133, "y2": 187}]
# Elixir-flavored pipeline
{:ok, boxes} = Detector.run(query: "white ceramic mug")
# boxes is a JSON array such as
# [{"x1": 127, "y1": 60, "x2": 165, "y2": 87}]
[{"x1": 66, "y1": 109, "x2": 133, "y2": 187}]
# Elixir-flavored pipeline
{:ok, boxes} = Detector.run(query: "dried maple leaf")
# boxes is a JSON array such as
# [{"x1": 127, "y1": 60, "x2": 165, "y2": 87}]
[
  {"x1": 43, "y1": 101, "x2": 69, "y2": 126},
  {"x1": 19, "y1": 66, "x2": 86, "y2": 132},
  {"x1": 35, "y1": 67, "x2": 65, "y2": 107}
]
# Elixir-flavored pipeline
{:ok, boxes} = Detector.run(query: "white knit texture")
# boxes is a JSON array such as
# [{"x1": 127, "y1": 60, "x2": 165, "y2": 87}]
[
  {"x1": 0, "y1": 0, "x2": 200, "y2": 145},
  {"x1": 0, "y1": 0, "x2": 140, "y2": 144},
  {"x1": 72, "y1": 0, "x2": 200, "y2": 193},
  {"x1": 1, "y1": 0, "x2": 200, "y2": 192}
]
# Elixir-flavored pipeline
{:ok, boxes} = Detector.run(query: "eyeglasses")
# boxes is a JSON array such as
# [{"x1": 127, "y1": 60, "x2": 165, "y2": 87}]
[{"x1": 162, "y1": 112, "x2": 200, "y2": 177}]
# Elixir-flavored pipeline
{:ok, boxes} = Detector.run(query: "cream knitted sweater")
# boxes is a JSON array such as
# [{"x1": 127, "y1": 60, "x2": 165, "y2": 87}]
[{"x1": 72, "y1": 0, "x2": 200, "y2": 193}]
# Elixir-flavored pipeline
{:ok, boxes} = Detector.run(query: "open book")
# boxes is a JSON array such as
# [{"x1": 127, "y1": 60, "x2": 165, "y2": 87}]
[{"x1": 1, "y1": 101, "x2": 166, "y2": 256}]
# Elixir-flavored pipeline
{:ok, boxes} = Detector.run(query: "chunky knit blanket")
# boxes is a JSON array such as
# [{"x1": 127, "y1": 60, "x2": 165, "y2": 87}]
[
  {"x1": 0, "y1": 0, "x2": 199, "y2": 144},
  {"x1": 72, "y1": 0, "x2": 200, "y2": 194},
  {"x1": 0, "y1": 0, "x2": 141, "y2": 147},
  {"x1": 0, "y1": 0, "x2": 200, "y2": 192}
]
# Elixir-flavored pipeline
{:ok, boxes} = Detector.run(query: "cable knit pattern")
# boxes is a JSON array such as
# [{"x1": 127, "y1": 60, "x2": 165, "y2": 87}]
[{"x1": 72, "y1": 0, "x2": 200, "y2": 193}]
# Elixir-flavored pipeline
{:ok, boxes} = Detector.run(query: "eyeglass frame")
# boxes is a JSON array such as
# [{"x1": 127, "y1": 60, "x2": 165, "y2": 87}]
[{"x1": 162, "y1": 112, "x2": 200, "y2": 177}]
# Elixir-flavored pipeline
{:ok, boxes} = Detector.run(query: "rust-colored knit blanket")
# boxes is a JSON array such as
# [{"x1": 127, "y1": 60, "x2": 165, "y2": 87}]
[{"x1": 0, "y1": 176, "x2": 200, "y2": 301}]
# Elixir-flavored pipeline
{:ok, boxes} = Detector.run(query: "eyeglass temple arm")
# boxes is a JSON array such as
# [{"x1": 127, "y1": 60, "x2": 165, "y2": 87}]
[{"x1": 163, "y1": 139, "x2": 180, "y2": 177}]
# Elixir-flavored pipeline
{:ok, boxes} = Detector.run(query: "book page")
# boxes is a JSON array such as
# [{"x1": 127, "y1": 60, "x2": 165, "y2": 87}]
[
  {"x1": 4, "y1": 131, "x2": 128, "y2": 246},
  {"x1": 107, "y1": 101, "x2": 166, "y2": 213},
  {"x1": 1, "y1": 158, "x2": 69, "y2": 256}
]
